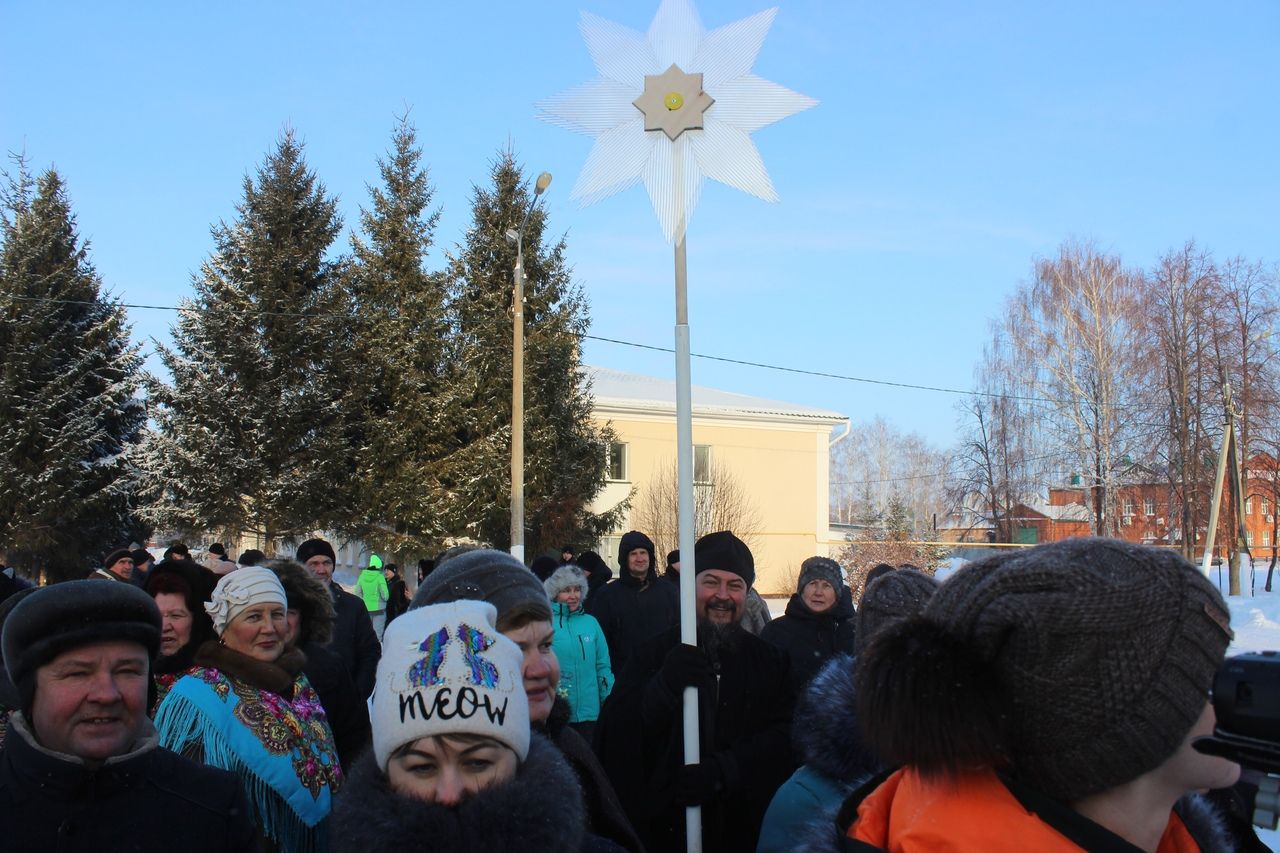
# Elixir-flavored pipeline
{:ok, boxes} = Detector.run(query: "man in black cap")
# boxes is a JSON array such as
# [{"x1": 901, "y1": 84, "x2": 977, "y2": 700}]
[
  {"x1": 585, "y1": 530, "x2": 678, "y2": 675},
  {"x1": 0, "y1": 580, "x2": 255, "y2": 850},
  {"x1": 296, "y1": 537, "x2": 380, "y2": 697},
  {"x1": 595, "y1": 530, "x2": 796, "y2": 853},
  {"x1": 90, "y1": 548, "x2": 135, "y2": 582}
]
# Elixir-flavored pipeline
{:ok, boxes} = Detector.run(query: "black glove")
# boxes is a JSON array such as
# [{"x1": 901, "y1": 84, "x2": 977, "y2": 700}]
[
  {"x1": 658, "y1": 643, "x2": 715, "y2": 695},
  {"x1": 672, "y1": 760, "x2": 726, "y2": 806}
]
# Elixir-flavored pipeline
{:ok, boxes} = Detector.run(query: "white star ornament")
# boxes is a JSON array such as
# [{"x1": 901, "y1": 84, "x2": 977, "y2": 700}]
[{"x1": 537, "y1": 0, "x2": 817, "y2": 243}]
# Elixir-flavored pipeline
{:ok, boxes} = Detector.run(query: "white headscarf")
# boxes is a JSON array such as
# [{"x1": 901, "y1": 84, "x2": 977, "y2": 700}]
[{"x1": 205, "y1": 566, "x2": 288, "y2": 635}]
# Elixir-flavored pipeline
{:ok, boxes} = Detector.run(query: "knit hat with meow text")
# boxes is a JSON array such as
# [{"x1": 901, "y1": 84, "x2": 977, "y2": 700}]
[{"x1": 372, "y1": 600, "x2": 529, "y2": 771}]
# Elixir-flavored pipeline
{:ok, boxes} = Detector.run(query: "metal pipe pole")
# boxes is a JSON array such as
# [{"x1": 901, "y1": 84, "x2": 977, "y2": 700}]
[
  {"x1": 673, "y1": 145, "x2": 701, "y2": 850},
  {"x1": 510, "y1": 244, "x2": 525, "y2": 563}
]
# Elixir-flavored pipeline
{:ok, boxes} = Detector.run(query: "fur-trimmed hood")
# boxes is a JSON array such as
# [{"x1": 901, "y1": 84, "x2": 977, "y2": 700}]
[
  {"x1": 267, "y1": 558, "x2": 336, "y2": 645},
  {"x1": 793, "y1": 654, "x2": 877, "y2": 784},
  {"x1": 329, "y1": 734, "x2": 586, "y2": 852}
]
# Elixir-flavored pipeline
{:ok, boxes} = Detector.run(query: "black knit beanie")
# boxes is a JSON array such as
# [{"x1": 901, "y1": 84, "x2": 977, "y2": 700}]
[
  {"x1": 856, "y1": 538, "x2": 1232, "y2": 802},
  {"x1": 295, "y1": 538, "x2": 336, "y2": 564},
  {"x1": 3, "y1": 580, "x2": 162, "y2": 718},
  {"x1": 693, "y1": 531, "x2": 755, "y2": 587},
  {"x1": 410, "y1": 549, "x2": 550, "y2": 623},
  {"x1": 853, "y1": 568, "x2": 938, "y2": 657}
]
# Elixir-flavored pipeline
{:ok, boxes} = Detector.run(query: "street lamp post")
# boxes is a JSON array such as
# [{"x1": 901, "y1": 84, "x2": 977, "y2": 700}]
[{"x1": 508, "y1": 171, "x2": 552, "y2": 564}]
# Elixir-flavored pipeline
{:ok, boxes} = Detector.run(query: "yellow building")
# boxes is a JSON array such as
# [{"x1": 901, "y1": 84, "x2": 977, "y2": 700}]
[{"x1": 587, "y1": 366, "x2": 848, "y2": 595}]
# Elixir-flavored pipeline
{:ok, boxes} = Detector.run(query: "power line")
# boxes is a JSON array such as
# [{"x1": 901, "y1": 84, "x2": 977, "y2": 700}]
[
  {"x1": 582, "y1": 333, "x2": 1075, "y2": 405},
  {"x1": 0, "y1": 292, "x2": 1208, "y2": 412}
]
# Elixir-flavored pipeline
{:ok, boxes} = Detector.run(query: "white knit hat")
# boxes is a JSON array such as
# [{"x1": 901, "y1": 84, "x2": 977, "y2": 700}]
[
  {"x1": 372, "y1": 600, "x2": 529, "y2": 770},
  {"x1": 205, "y1": 566, "x2": 288, "y2": 635}
]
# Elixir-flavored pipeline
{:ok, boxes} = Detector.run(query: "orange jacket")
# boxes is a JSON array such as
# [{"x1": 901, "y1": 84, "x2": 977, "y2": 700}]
[{"x1": 848, "y1": 768, "x2": 1202, "y2": 852}]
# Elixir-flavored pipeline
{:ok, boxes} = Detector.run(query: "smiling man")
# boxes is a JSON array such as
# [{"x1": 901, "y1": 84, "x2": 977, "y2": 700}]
[
  {"x1": 0, "y1": 580, "x2": 254, "y2": 851},
  {"x1": 596, "y1": 530, "x2": 797, "y2": 853}
]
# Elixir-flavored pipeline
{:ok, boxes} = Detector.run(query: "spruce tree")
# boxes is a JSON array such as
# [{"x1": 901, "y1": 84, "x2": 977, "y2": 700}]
[
  {"x1": 0, "y1": 160, "x2": 146, "y2": 581},
  {"x1": 346, "y1": 118, "x2": 451, "y2": 555},
  {"x1": 441, "y1": 151, "x2": 623, "y2": 554},
  {"x1": 143, "y1": 132, "x2": 352, "y2": 548}
]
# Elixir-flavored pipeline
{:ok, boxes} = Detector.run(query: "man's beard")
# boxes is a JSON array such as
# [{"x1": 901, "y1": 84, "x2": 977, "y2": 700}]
[{"x1": 697, "y1": 616, "x2": 745, "y2": 659}]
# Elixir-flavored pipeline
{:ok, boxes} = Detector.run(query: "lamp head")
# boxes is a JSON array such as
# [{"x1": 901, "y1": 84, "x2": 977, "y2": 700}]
[
  {"x1": 534, "y1": 172, "x2": 552, "y2": 196},
  {"x1": 505, "y1": 228, "x2": 519, "y2": 243}
]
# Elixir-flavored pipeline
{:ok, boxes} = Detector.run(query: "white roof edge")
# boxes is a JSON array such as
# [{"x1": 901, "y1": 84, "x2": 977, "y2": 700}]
[{"x1": 584, "y1": 365, "x2": 847, "y2": 424}]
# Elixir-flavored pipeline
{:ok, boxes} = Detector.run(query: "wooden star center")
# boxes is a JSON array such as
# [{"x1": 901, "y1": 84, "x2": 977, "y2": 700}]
[{"x1": 633, "y1": 64, "x2": 714, "y2": 141}]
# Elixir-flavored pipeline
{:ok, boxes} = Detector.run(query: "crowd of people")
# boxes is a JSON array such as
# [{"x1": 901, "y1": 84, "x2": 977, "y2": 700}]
[{"x1": 0, "y1": 533, "x2": 1266, "y2": 852}]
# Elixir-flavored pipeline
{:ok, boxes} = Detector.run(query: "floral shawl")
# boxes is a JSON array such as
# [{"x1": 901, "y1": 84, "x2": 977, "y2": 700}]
[{"x1": 154, "y1": 643, "x2": 342, "y2": 853}]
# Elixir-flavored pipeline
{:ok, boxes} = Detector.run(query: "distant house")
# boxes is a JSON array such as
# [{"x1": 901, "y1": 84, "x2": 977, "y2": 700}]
[
  {"x1": 937, "y1": 492, "x2": 1090, "y2": 545},
  {"x1": 586, "y1": 366, "x2": 848, "y2": 594}
]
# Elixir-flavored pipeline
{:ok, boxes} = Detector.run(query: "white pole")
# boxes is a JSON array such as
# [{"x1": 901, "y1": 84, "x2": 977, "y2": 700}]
[
  {"x1": 673, "y1": 149, "x2": 702, "y2": 853},
  {"x1": 1202, "y1": 420, "x2": 1232, "y2": 577},
  {"x1": 510, "y1": 245, "x2": 525, "y2": 564}
]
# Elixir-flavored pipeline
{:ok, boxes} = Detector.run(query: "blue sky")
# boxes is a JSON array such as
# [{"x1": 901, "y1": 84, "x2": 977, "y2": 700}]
[{"x1": 3, "y1": 1, "x2": 1277, "y2": 448}]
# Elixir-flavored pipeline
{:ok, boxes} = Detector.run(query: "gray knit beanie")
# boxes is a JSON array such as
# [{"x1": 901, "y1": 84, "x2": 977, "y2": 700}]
[
  {"x1": 867, "y1": 538, "x2": 1232, "y2": 802},
  {"x1": 853, "y1": 568, "x2": 938, "y2": 657},
  {"x1": 797, "y1": 556, "x2": 844, "y2": 595},
  {"x1": 410, "y1": 549, "x2": 550, "y2": 623}
]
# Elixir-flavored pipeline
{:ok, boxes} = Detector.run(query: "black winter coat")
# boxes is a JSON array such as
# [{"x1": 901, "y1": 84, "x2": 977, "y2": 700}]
[
  {"x1": 0, "y1": 713, "x2": 255, "y2": 853},
  {"x1": 327, "y1": 581, "x2": 381, "y2": 697},
  {"x1": 585, "y1": 568, "x2": 679, "y2": 676},
  {"x1": 384, "y1": 576, "x2": 408, "y2": 624},
  {"x1": 760, "y1": 590, "x2": 856, "y2": 691},
  {"x1": 539, "y1": 696, "x2": 645, "y2": 853},
  {"x1": 301, "y1": 640, "x2": 371, "y2": 773},
  {"x1": 595, "y1": 625, "x2": 797, "y2": 853},
  {"x1": 330, "y1": 734, "x2": 624, "y2": 852}
]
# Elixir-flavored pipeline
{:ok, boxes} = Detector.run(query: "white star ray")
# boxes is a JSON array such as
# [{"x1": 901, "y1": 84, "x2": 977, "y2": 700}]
[
  {"x1": 693, "y1": 7, "x2": 775, "y2": 86},
  {"x1": 580, "y1": 12, "x2": 656, "y2": 84},
  {"x1": 705, "y1": 76, "x2": 818, "y2": 133},
  {"x1": 539, "y1": 0, "x2": 816, "y2": 243},
  {"x1": 689, "y1": 121, "x2": 776, "y2": 202},
  {"x1": 648, "y1": 0, "x2": 703, "y2": 69},
  {"x1": 571, "y1": 118, "x2": 650, "y2": 205}
]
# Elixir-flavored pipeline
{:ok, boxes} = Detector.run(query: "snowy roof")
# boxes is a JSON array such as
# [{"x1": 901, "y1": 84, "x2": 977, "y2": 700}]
[
  {"x1": 585, "y1": 365, "x2": 846, "y2": 425},
  {"x1": 1017, "y1": 498, "x2": 1093, "y2": 523}
]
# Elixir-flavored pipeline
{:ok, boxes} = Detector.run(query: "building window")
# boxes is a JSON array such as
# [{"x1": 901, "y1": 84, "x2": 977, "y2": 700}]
[
  {"x1": 1264, "y1": 498, "x2": 1272, "y2": 516},
  {"x1": 1264, "y1": 533, "x2": 1271, "y2": 548},
  {"x1": 694, "y1": 445, "x2": 711, "y2": 484},
  {"x1": 1246, "y1": 530, "x2": 1254, "y2": 545},
  {"x1": 607, "y1": 442, "x2": 628, "y2": 481},
  {"x1": 1143, "y1": 498, "x2": 1155, "y2": 516},
  {"x1": 1245, "y1": 497, "x2": 1253, "y2": 514},
  {"x1": 1123, "y1": 499, "x2": 1134, "y2": 516}
]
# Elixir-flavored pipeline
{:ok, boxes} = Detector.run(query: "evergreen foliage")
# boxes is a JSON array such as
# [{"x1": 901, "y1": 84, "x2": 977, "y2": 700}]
[
  {"x1": 142, "y1": 133, "x2": 352, "y2": 547},
  {"x1": 440, "y1": 151, "x2": 623, "y2": 553},
  {"x1": 346, "y1": 118, "x2": 452, "y2": 554},
  {"x1": 0, "y1": 159, "x2": 147, "y2": 581}
]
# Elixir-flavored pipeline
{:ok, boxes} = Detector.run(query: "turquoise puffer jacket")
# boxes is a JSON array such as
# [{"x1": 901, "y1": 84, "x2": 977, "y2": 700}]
[{"x1": 550, "y1": 601, "x2": 614, "y2": 723}]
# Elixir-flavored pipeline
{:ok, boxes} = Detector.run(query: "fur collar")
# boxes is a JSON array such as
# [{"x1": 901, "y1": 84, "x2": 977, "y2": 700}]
[
  {"x1": 194, "y1": 640, "x2": 306, "y2": 696},
  {"x1": 329, "y1": 734, "x2": 586, "y2": 852},
  {"x1": 1175, "y1": 793, "x2": 1237, "y2": 853},
  {"x1": 793, "y1": 654, "x2": 877, "y2": 784}
]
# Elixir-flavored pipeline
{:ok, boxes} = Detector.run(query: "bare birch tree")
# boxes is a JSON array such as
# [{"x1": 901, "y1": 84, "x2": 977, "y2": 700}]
[
  {"x1": 1009, "y1": 240, "x2": 1143, "y2": 536},
  {"x1": 633, "y1": 458, "x2": 764, "y2": 559}
]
